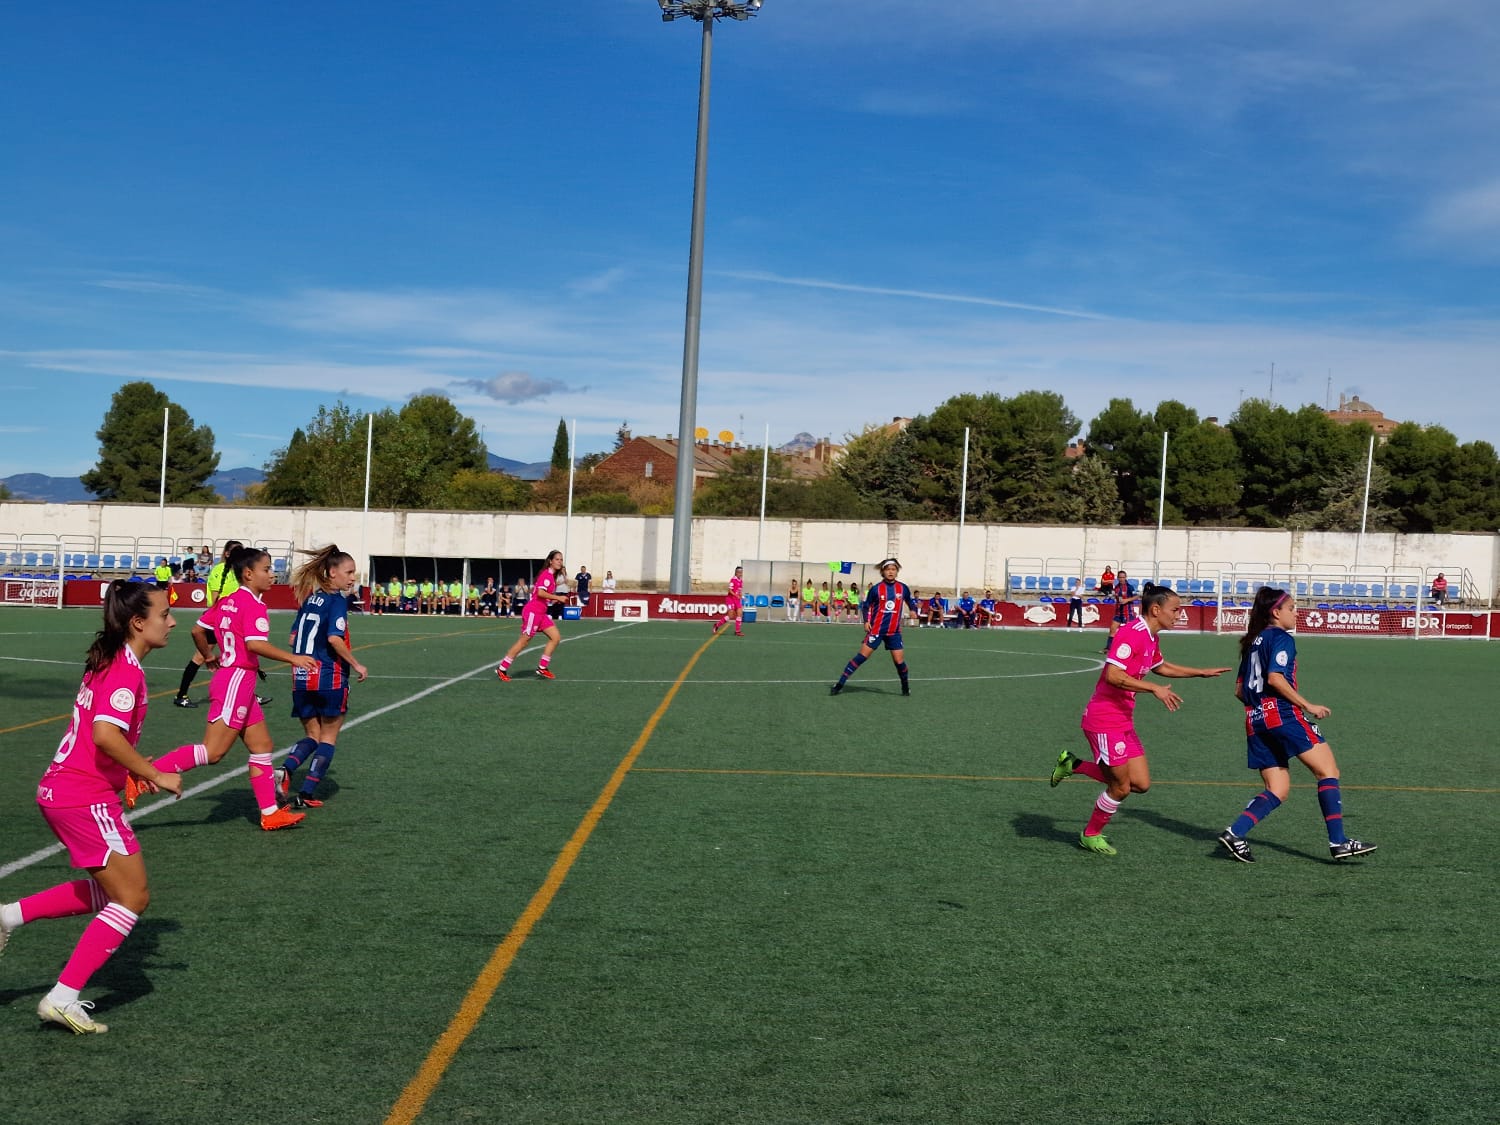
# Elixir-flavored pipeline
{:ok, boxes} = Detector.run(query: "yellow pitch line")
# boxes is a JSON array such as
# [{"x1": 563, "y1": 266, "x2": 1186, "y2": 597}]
[
  {"x1": 631, "y1": 766, "x2": 1500, "y2": 796},
  {"x1": 382, "y1": 632, "x2": 719, "y2": 1125}
]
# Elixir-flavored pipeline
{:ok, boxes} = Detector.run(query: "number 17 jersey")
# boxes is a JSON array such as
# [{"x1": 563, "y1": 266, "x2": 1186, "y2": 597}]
[{"x1": 291, "y1": 589, "x2": 352, "y2": 692}]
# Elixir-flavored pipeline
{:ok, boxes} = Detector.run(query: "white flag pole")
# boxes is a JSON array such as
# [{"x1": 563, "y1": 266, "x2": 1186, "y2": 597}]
[
  {"x1": 1353, "y1": 433, "x2": 1374, "y2": 579},
  {"x1": 954, "y1": 427, "x2": 970, "y2": 599},
  {"x1": 158, "y1": 406, "x2": 169, "y2": 541},
  {"x1": 564, "y1": 419, "x2": 577, "y2": 566},
  {"x1": 1152, "y1": 431, "x2": 1169, "y2": 583},
  {"x1": 757, "y1": 423, "x2": 770, "y2": 562},
  {"x1": 361, "y1": 413, "x2": 373, "y2": 590}
]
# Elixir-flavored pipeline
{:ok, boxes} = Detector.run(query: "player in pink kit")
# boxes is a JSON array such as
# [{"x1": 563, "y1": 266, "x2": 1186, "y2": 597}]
[
  {"x1": 1048, "y1": 582, "x2": 1230, "y2": 856},
  {"x1": 497, "y1": 549, "x2": 569, "y2": 681},
  {"x1": 0, "y1": 581, "x2": 184, "y2": 1034},
  {"x1": 136, "y1": 547, "x2": 318, "y2": 831},
  {"x1": 712, "y1": 566, "x2": 745, "y2": 636}
]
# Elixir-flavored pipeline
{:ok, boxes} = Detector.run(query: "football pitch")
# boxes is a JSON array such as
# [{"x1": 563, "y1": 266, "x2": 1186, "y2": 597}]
[{"x1": 1, "y1": 609, "x2": 1496, "y2": 1124}]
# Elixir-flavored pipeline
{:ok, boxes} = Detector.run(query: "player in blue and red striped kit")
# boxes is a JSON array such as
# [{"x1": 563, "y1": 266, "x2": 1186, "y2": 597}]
[
  {"x1": 830, "y1": 558, "x2": 920, "y2": 696},
  {"x1": 1216, "y1": 586, "x2": 1376, "y2": 863},
  {"x1": 277, "y1": 544, "x2": 368, "y2": 810}
]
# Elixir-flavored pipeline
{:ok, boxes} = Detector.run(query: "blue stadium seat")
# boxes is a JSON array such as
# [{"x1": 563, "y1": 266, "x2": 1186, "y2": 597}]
[
  {"x1": 1024, "y1": 576, "x2": 1038, "y2": 591},
  {"x1": 1049, "y1": 576, "x2": 1064, "y2": 591},
  {"x1": 23, "y1": 552, "x2": 37, "y2": 566},
  {"x1": 101, "y1": 554, "x2": 116, "y2": 569},
  {"x1": 742, "y1": 595, "x2": 754, "y2": 607},
  {"x1": 1370, "y1": 583, "x2": 1384, "y2": 598},
  {"x1": 40, "y1": 553, "x2": 55, "y2": 567},
  {"x1": 117, "y1": 554, "x2": 134, "y2": 570},
  {"x1": 1235, "y1": 581, "x2": 1249, "y2": 595},
  {"x1": 770, "y1": 595, "x2": 784, "y2": 608},
  {"x1": 754, "y1": 595, "x2": 769, "y2": 608},
  {"x1": 85, "y1": 554, "x2": 100, "y2": 569},
  {"x1": 1295, "y1": 582, "x2": 1308, "y2": 596},
  {"x1": 1085, "y1": 578, "x2": 1098, "y2": 591},
  {"x1": 1405, "y1": 584, "x2": 1418, "y2": 599},
  {"x1": 1311, "y1": 582, "x2": 1325, "y2": 596},
  {"x1": 1009, "y1": 576, "x2": 1024, "y2": 592},
  {"x1": 1354, "y1": 583, "x2": 1368, "y2": 597},
  {"x1": 1174, "y1": 579, "x2": 1190, "y2": 594}
]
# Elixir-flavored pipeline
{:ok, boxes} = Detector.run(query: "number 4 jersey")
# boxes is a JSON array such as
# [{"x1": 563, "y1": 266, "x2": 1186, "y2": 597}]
[
  {"x1": 290, "y1": 589, "x2": 352, "y2": 691},
  {"x1": 1237, "y1": 624, "x2": 1300, "y2": 729}
]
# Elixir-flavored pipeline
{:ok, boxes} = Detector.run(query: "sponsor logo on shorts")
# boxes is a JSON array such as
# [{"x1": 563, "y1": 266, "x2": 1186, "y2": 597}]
[{"x1": 236, "y1": 705, "x2": 248, "y2": 719}]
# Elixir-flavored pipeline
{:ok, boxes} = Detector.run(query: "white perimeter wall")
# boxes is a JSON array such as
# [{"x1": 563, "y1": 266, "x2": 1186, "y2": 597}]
[{"x1": 4, "y1": 502, "x2": 1496, "y2": 600}]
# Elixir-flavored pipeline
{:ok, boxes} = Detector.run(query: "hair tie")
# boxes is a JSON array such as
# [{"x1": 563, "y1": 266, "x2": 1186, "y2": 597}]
[{"x1": 1273, "y1": 592, "x2": 1291, "y2": 610}]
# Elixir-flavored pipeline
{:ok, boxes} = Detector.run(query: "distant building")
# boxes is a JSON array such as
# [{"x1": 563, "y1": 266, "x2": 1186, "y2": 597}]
[
  {"x1": 593, "y1": 435, "x2": 839, "y2": 491},
  {"x1": 1326, "y1": 394, "x2": 1400, "y2": 439}
]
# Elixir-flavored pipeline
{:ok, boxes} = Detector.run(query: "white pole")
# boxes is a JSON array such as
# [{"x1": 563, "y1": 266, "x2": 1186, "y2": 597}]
[
  {"x1": 1152, "y1": 431, "x2": 1169, "y2": 582},
  {"x1": 157, "y1": 406, "x2": 169, "y2": 541},
  {"x1": 756, "y1": 423, "x2": 769, "y2": 562},
  {"x1": 564, "y1": 418, "x2": 577, "y2": 564},
  {"x1": 361, "y1": 412, "x2": 373, "y2": 587},
  {"x1": 1354, "y1": 433, "x2": 1374, "y2": 578},
  {"x1": 954, "y1": 427, "x2": 970, "y2": 598}
]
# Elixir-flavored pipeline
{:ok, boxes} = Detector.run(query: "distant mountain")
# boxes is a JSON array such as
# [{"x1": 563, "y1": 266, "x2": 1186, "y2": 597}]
[
  {"x1": 488, "y1": 452, "x2": 552, "y2": 481},
  {"x1": 1, "y1": 468, "x2": 265, "y2": 503},
  {"x1": 1, "y1": 473, "x2": 90, "y2": 503},
  {"x1": 778, "y1": 431, "x2": 819, "y2": 455}
]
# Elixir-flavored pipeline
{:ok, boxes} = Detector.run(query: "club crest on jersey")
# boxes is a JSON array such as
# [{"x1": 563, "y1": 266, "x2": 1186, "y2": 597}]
[
  {"x1": 109, "y1": 688, "x2": 136, "y2": 712},
  {"x1": 256, "y1": 617, "x2": 270, "y2": 633}
]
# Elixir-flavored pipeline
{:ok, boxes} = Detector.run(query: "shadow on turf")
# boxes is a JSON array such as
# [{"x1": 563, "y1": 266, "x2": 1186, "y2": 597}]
[
  {"x1": 0, "y1": 917, "x2": 183, "y2": 1017},
  {"x1": 136, "y1": 779, "x2": 342, "y2": 829},
  {"x1": 1126, "y1": 807, "x2": 1328, "y2": 863}
]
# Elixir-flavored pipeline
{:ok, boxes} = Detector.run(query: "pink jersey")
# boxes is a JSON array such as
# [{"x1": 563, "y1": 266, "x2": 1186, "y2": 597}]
[
  {"x1": 728, "y1": 575, "x2": 743, "y2": 598},
  {"x1": 525, "y1": 566, "x2": 558, "y2": 614},
  {"x1": 38, "y1": 648, "x2": 148, "y2": 807},
  {"x1": 201, "y1": 586, "x2": 270, "y2": 672},
  {"x1": 1081, "y1": 617, "x2": 1163, "y2": 730}
]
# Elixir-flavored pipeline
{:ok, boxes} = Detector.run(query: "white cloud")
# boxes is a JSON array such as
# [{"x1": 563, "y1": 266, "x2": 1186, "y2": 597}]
[
  {"x1": 1418, "y1": 179, "x2": 1500, "y2": 248},
  {"x1": 451, "y1": 372, "x2": 571, "y2": 404}
]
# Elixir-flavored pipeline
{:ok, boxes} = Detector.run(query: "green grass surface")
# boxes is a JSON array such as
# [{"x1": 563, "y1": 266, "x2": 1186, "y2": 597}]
[{"x1": 2, "y1": 610, "x2": 1496, "y2": 1123}]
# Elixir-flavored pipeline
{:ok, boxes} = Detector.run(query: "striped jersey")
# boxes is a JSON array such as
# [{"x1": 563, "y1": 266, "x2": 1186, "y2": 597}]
[
  {"x1": 862, "y1": 581, "x2": 918, "y2": 636},
  {"x1": 291, "y1": 589, "x2": 352, "y2": 692}
]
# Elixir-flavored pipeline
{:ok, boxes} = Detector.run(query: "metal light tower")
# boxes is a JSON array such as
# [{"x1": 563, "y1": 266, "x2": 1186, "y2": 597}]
[{"x1": 657, "y1": 0, "x2": 764, "y2": 592}]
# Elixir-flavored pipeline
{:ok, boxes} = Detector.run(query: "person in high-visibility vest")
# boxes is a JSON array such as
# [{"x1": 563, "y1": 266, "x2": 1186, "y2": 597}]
[
  {"x1": 173, "y1": 540, "x2": 241, "y2": 708},
  {"x1": 153, "y1": 558, "x2": 173, "y2": 589}
]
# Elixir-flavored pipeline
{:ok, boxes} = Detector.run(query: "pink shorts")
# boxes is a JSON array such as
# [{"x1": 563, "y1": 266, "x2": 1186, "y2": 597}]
[
  {"x1": 521, "y1": 604, "x2": 556, "y2": 639},
  {"x1": 209, "y1": 667, "x2": 265, "y2": 732},
  {"x1": 1081, "y1": 726, "x2": 1145, "y2": 767},
  {"x1": 40, "y1": 800, "x2": 140, "y2": 869}
]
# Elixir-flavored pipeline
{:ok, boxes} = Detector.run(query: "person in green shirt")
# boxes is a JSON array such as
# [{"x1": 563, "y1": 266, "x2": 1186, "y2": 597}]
[
  {"x1": 402, "y1": 579, "x2": 419, "y2": 613},
  {"x1": 153, "y1": 558, "x2": 173, "y2": 588},
  {"x1": 446, "y1": 580, "x2": 463, "y2": 614},
  {"x1": 818, "y1": 582, "x2": 832, "y2": 621},
  {"x1": 801, "y1": 580, "x2": 816, "y2": 622},
  {"x1": 467, "y1": 584, "x2": 481, "y2": 615},
  {"x1": 418, "y1": 580, "x2": 435, "y2": 615},
  {"x1": 832, "y1": 581, "x2": 848, "y2": 623},
  {"x1": 379, "y1": 576, "x2": 401, "y2": 615},
  {"x1": 174, "y1": 539, "x2": 243, "y2": 708}
]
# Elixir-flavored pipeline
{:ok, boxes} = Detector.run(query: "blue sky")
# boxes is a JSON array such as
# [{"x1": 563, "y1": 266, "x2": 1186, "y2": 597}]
[{"x1": 3, "y1": 0, "x2": 1498, "y2": 478}]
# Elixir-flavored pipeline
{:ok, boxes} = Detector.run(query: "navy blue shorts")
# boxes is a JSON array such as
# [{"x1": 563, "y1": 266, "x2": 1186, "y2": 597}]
[
  {"x1": 291, "y1": 684, "x2": 350, "y2": 721},
  {"x1": 863, "y1": 630, "x2": 904, "y2": 652},
  {"x1": 1246, "y1": 718, "x2": 1324, "y2": 770}
]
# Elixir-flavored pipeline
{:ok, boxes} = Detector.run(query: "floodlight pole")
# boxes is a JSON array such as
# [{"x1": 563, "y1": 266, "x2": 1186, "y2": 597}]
[
  {"x1": 157, "y1": 406, "x2": 169, "y2": 541},
  {"x1": 661, "y1": 0, "x2": 763, "y2": 593}
]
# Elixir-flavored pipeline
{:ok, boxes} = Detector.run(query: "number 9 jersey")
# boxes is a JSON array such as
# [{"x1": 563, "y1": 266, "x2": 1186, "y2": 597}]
[{"x1": 290, "y1": 589, "x2": 352, "y2": 692}]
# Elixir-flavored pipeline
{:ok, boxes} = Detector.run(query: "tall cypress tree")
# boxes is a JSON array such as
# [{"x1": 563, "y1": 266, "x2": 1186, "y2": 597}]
[
  {"x1": 81, "y1": 381, "x2": 219, "y2": 502},
  {"x1": 550, "y1": 418, "x2": 571, "y2": 472}
]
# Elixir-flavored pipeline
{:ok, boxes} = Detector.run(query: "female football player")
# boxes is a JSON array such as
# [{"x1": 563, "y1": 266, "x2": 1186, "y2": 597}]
[
  {"x1": 1215, "y1": 587, "x2": 1377, "y2": 863},
  {"x1": 1, "y1": 581, "x2": 184, "y2": 1033},
  {"x1": 497, "y1": 550, "x2": 568, "y2": 681},
  {"x1": 138, "y1": 547, "x2": 318, "y2": 831},
  {"x1": 1049, "y1": 582, "x2": 1230, "y2": 856},
  {"x1": 276, "y1": 545, "x2": 368, "y2": 810},
  {"x1": 830, "y1": 558, "x2": 921, "y2": 696}
]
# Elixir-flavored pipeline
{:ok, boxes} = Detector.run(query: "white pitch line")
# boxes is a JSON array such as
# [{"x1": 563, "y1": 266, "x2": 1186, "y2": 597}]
[{"x1": 0, "y1": 622, "x2": 638, "y2": 883}]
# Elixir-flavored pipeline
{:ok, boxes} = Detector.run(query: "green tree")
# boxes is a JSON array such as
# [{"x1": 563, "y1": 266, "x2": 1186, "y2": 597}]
[
  {"x1": 1171, "y1": 420, "x2": 1243, "y2": 524},
  {"x1": 1380, "y1": 424, "x2": 1500, "y2": 532},
  {"x1": 1285, "y1": 460, "x2": 1397, "y2": 532},
  {"x1": 1056, "y1": 454, "x2": 1124, "y2": 525},
  {"x1": 550, "y1": 419, "x2": 571, "y2": 472},
  {"x1": 1226, "y1": 401, "x2": 1364, "y2": 525},
  {"x1": 694, "y1": 450, "x2": 790, "y2": 516},
  {"x1": 260, "y1": 397, "x2": 489, "y2": 509},
  {"x1": 81, "y1": 381, "x2": 220, "y2": 502},
  {"x1": 1084, "y1": 398, "x2": 1158, "y2": 523},
  {"x1": 0, "y1": 482, "x2": 12, "y2": 501},
  {"x1": 771, "y1": 475, "x2": 885, "y2": 520},
  {"x1": 441, "y1": 468, "x2": 533, "y2": 512},
  {"x1": 834, "y1": 425, "x2": 925, "y2": 520}
]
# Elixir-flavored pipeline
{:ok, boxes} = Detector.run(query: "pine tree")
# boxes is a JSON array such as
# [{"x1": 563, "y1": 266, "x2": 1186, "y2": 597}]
[
  {"x1": 551, "y1": 419, "x2": 571, "y2": 472},
  {"x1": 81, "y1": 381, "x2": 219, "y2": 502}
]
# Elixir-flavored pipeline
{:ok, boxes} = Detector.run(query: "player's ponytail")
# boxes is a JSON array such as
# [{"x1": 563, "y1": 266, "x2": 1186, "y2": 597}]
[
  {"x1": 85, "y1": 579, "x2": 157, "y2": 677},
  {"x1": 292, "y1": 543, "x2": 354, "y2": 601},
  {"x1": 1240, "y1": 586, "x2": 1287, "y2": 657}
]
